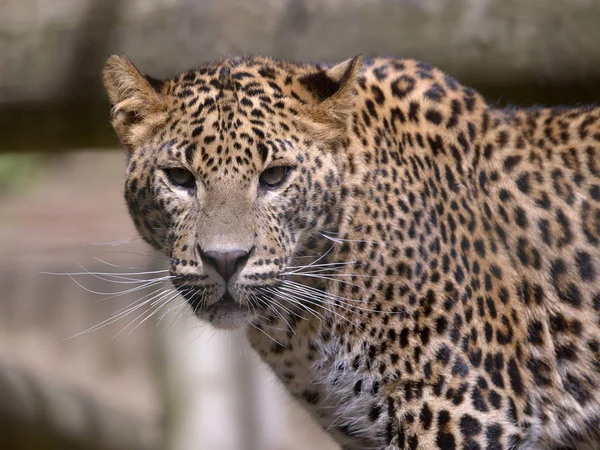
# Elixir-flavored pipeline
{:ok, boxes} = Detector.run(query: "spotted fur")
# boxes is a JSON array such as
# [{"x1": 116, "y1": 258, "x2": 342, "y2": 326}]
[{"x1": 103, "y1": 54, "x2": 600, "y2": 449}]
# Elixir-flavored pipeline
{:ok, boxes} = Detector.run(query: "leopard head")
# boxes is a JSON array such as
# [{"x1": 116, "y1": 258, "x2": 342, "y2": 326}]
[{"x1": 102, "y1": 55, "x2": 362, "y2": 328}]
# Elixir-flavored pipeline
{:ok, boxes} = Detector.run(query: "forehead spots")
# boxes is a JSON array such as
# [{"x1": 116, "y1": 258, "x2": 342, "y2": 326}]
[
  {"x1": 257, "y1": 143, "x2": 269, "y2": 163},
  {"x1": 159, "y1": 70, "x2": 305, "y2": 185}
]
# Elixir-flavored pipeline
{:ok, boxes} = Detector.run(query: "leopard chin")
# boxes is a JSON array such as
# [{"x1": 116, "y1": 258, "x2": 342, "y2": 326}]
[{"x1": 199, "y1": 296, "x2": 253, "y2": 330}]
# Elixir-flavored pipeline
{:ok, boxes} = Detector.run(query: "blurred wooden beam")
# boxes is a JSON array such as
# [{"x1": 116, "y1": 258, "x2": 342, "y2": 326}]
[
  {"x1": 1, "y1": 78, "x2": 600, "y2": 153},
  {"x1": 0, "y1": 101, "x2": 119, "y2": 153}
]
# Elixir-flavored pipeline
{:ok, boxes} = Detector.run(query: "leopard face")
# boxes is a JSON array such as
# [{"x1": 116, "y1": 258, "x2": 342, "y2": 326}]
[{"x1": 103, "y1": 55, "x2": 359, "y2": 328}]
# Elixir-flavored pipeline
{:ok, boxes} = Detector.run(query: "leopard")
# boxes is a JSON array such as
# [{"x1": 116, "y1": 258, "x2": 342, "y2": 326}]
[{"x1": 102, "y1": 53, "x2": 600, "y2": 449}]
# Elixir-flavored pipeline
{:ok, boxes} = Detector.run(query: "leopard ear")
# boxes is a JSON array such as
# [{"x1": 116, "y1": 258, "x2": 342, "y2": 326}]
[
  {"x1": 102, "y1": 55, "x2": 167, "y2": 149},
  {"x1": 299, "y1": 55, "x2": 362, "y2": 134}
]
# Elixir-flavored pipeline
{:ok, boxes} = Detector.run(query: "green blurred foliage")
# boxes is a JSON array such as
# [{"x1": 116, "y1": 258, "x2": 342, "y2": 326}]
[{"x1": 0, "y1": 153, "x2": 44, "y2": 194}]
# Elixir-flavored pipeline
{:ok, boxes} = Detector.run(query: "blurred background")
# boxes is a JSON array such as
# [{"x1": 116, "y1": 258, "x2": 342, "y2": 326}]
[{"x1": 1, "y1": 0, "x2": 600, "y2": 449}]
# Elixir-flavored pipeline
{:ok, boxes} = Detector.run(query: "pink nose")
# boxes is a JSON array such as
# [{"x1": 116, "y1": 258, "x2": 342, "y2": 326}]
[{"x1": 199, "y1": 249, "x2": 251, "y2": 282}]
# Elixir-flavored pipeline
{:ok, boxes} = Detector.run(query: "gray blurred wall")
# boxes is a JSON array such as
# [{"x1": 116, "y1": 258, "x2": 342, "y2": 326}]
[{"x1": 2, "y1": 0, "x2": 600, "y2": 151}]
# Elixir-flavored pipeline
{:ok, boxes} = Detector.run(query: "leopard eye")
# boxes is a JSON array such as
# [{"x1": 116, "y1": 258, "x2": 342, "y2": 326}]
[
  {"x1": 259, "y1": 166, "x2": 291, "y2": 189},
  {"x1": 165, "y1": 168, "x2": 196, "y2": 190}
]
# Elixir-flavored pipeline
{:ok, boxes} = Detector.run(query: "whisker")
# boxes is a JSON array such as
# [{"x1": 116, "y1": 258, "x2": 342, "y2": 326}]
[
  {"x1": 263, "y1": 287, "x2": 324, "y2": 323},
  {"x1": 283, "y1": 272, "x2": 360, "y2": 287},
  {"x1": 109, "y1": 286, "x2": 170, "y2": 316},
  {"x1": 42, "y1": 268, "x2": 171, "y2": 277},
  {"x1": 275, "y1": 286, "x2": 360, "y2": 329},
  {"x1": 248, "y1": 322, "x2": 284, "y2": 347},
  {"x1": 281, "y1": 280, "x2": 370, "y2": 304},
  {"x1": 286, "y1": 261, "x2": 357, "y2": 270},
  {"x1": 262, "y1": 289, "x2": 305, "y2": 319},
  {"x1": 281, "y1": 281, "x2": 399, "y2": 315},
  {"x1": 92, "y1": 257, "x2": 124, "y2": 268},
  {"x1": 284, "y1": 271, "x2": 371, "y2": 278},
  {"x1": 91, "y1": 280, "x2": 170, "y2": 303},
  {"x1": 319, "y1": 231, "x2": 380, "y2": 245},
  {"x1": 110, "y1": 288, "x2": 181, "y2": 340},
  {"x1": 90, "y1": 249, "x2": 173, "y2": 262},
  {"x1": 62, "y1": 272, "x2": 168, "y2": 297},
  {"x1": 157, "y1": 300, "x2": 188, "y2": 325},
  {"x1": 88, "y1": 236, "x2": 143, "y2": 246},
  {"x1": 286, "y1": 245, "x2": 336, "y2": 274},
  {"x1": 246, "y1": 292, "x2": 259, "y2": 317},
  {"x1": 73, "y1": 269, "x2": 174, "y2": 285},
  {"x1": 262, "y1": 288, "x2": 310, "y2": 323},
  {"x1": 123, "y1": 289, "x2": 184, "y2": 338},
  {"x1": 65, "y1": 286, "x2": 172, "y2": 339},
  {"x1": 262, "y1": 300, "x2": 297, "y2": 334}
]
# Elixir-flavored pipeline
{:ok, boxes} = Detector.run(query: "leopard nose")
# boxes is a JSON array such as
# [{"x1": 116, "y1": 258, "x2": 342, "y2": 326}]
[{"x1": 199, "y1": 248, "x2": 252, "y2": 282}]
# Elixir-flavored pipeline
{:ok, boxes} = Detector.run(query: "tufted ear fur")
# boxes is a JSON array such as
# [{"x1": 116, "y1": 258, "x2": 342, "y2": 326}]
[
  {"x1": 299, "y1": 55, "x2": 362, "y2": 139},
  {"x1": 103, "y1": 55, "x2": 167, "y2": 149}
]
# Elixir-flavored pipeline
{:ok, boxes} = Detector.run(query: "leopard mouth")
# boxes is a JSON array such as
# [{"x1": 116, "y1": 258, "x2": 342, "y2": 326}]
[{"x1": 178, "y1": 287, "x2": 253, "y2": 329}]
